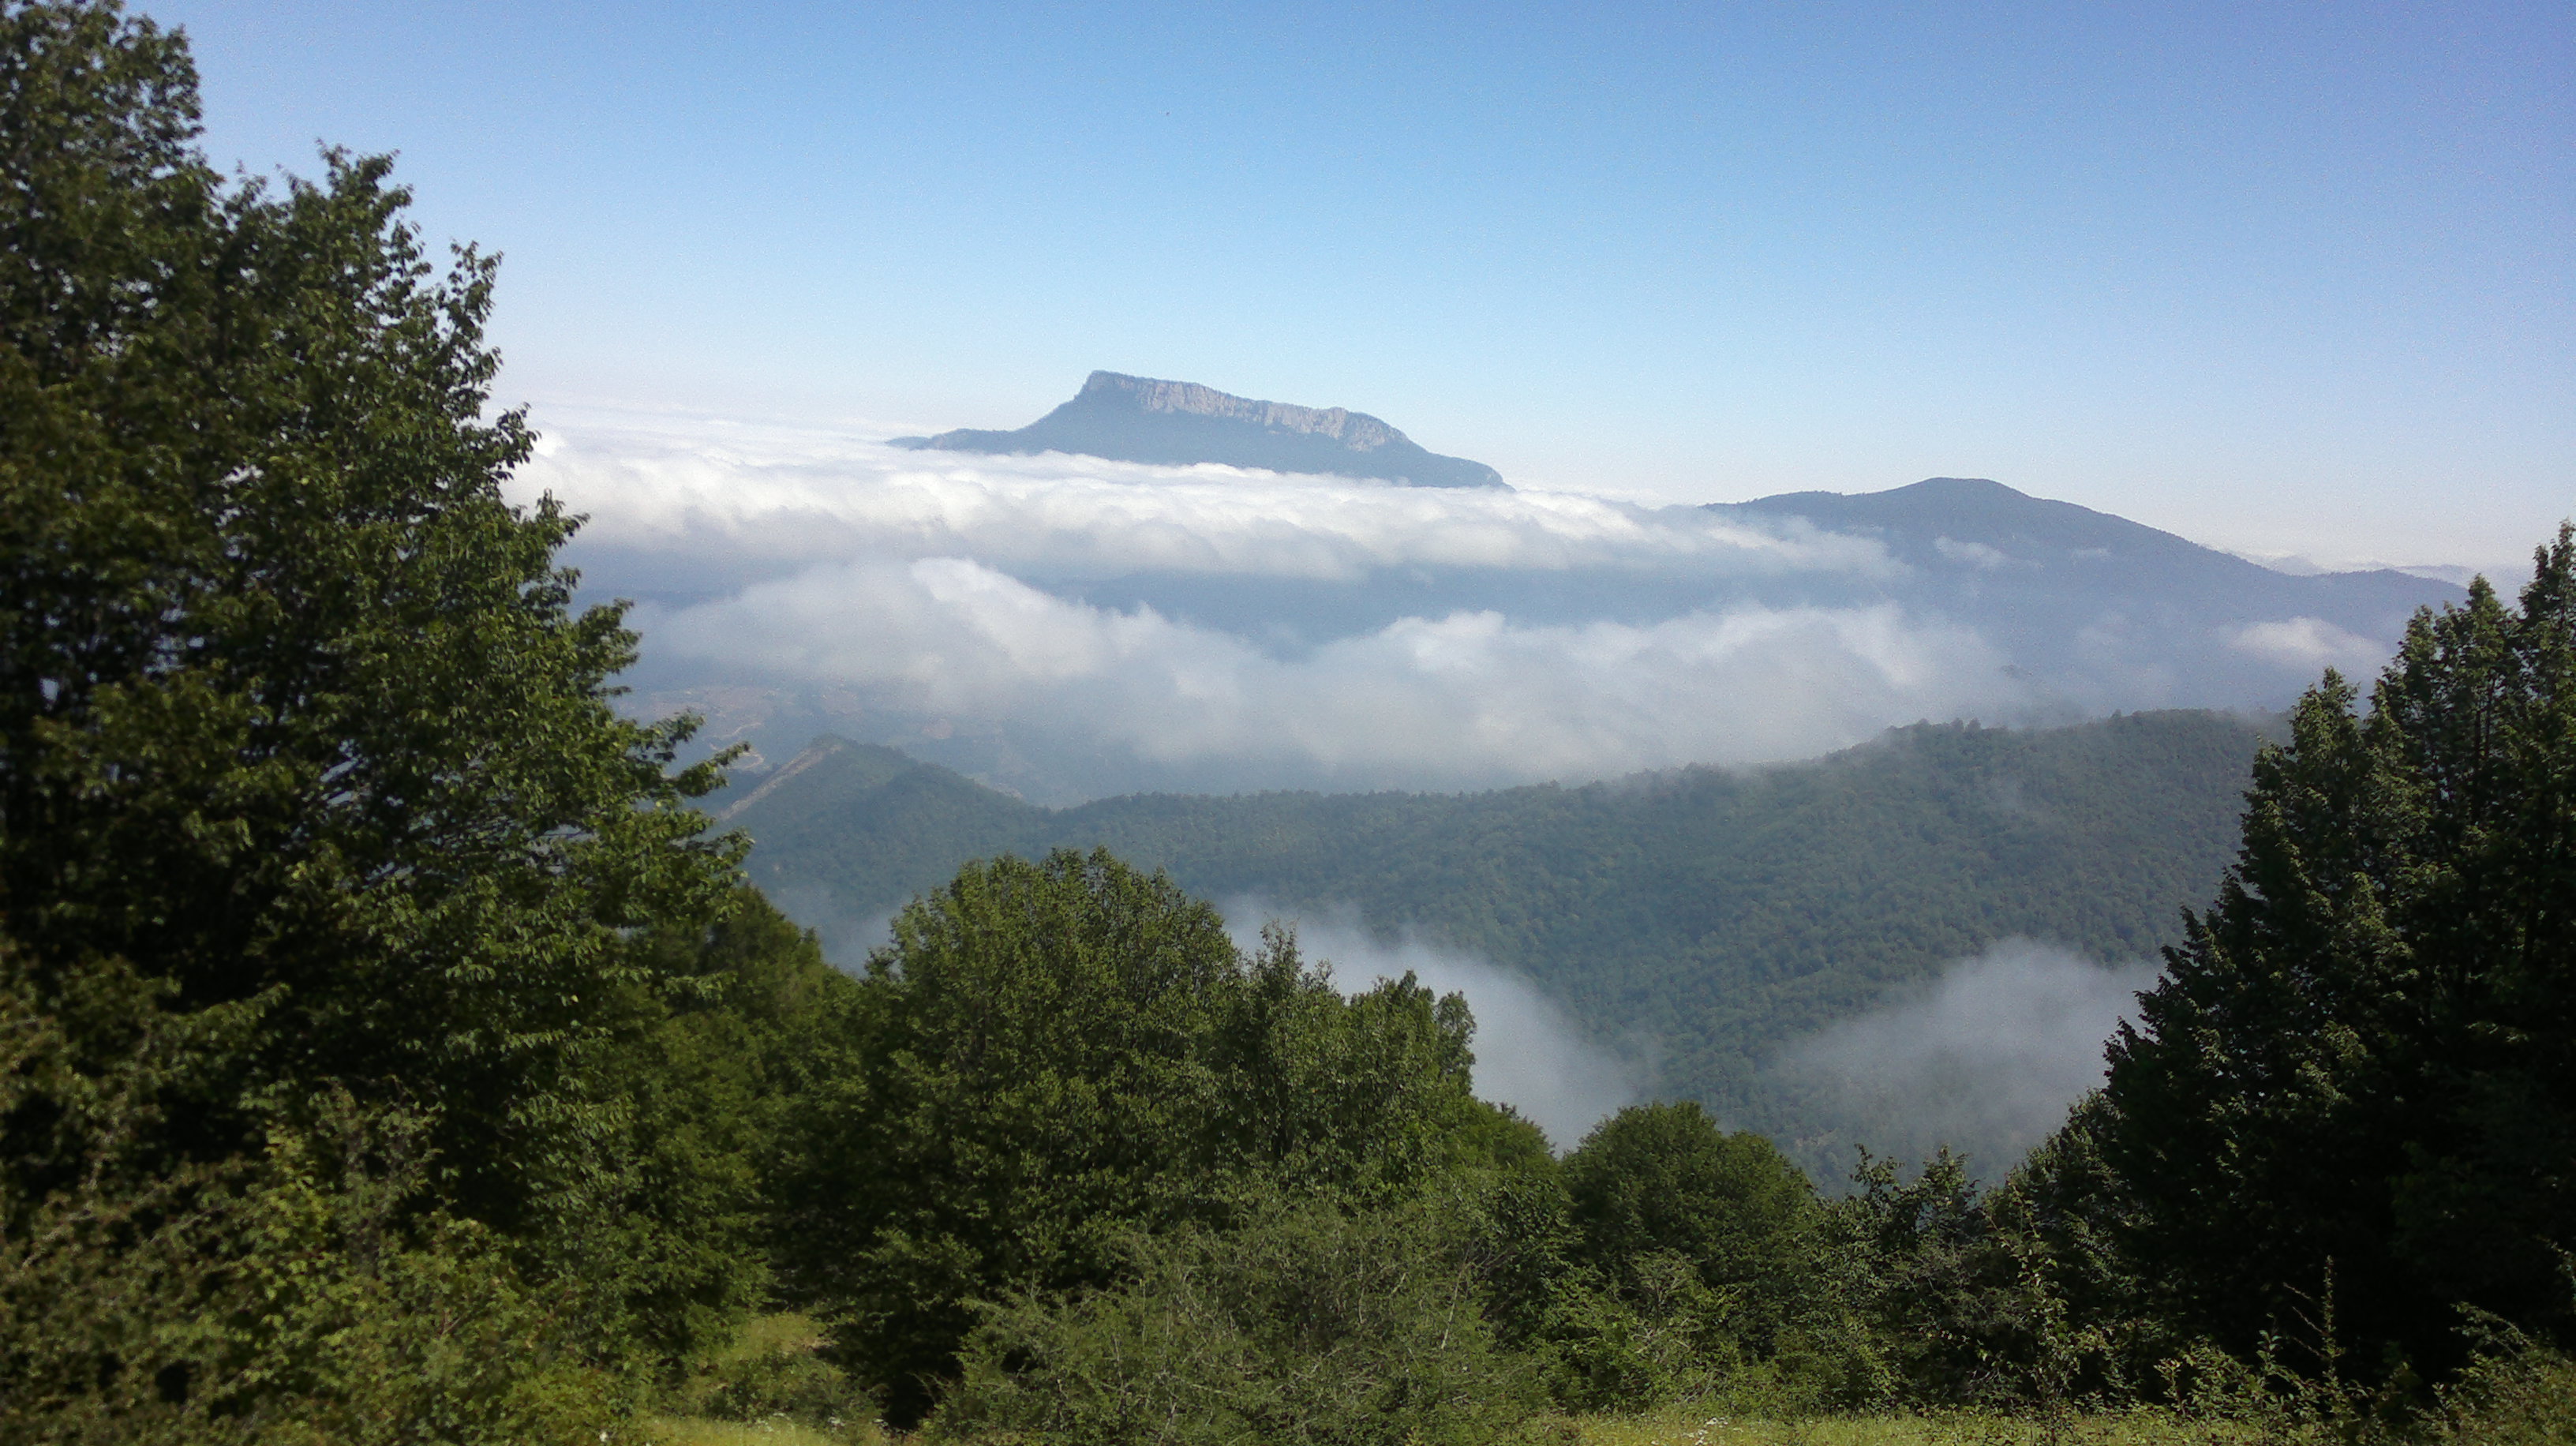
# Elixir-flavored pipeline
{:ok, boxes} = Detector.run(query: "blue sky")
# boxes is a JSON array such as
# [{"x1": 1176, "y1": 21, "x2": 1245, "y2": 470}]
[{"x1": 152, "y1": 0, "x2": 2569, "y2": 570}]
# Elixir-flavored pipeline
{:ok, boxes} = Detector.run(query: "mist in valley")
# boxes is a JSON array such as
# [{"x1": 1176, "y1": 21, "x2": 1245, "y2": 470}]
[
  {"x1": 1223, "y1": 901, "x2": 1646, "y2": 1153},
  {"x1": 1763, "y1": 939, "x2": 2159, "y2": 1182}
]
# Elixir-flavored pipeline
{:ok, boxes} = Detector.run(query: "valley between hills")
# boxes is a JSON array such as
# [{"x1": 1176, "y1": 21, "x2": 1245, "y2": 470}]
[{"x1": 724, "y1": 707, "x2": 2278, "y2": 1176}]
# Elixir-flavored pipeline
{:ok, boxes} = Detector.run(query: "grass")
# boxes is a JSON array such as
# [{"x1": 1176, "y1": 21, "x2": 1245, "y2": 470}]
[
  {"x1": 643, "y1": 1311, "x2": 887, "y2": 1446},
  {"x1": 638, "y1": 1418, "x2": 877, "y2": 1446},
  {"x1": 1565, "y1": 1410, "x2": 1953, "y2": 1445},
  {"x1": 724, "y1": 1313, "x2": 830, "y2": 1360},
  {"x1": 639, "y1": 1315, "x2": 2576, "y2": 1446},
  {"x1": 634, "y1": 1399, "x2": 2267, "y2": 1446},
  {"x1": 1556, "y1": 1403, "x2": 2278, "y2": 1446}
]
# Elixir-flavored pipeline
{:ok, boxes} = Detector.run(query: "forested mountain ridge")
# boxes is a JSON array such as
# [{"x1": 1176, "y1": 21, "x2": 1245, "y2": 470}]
[{"x1": 728, "y1": 709, "x2": 2280, "y2": 1156}]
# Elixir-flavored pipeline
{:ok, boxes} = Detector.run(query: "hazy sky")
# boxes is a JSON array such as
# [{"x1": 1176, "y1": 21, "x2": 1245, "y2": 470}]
[{"x1": 152, "y1": 1, "x2": 2569, "y2": 571}]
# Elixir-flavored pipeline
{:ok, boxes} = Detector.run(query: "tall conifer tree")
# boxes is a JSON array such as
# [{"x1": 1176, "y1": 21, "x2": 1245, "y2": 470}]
[{"x1": 2102, "y1": 526, "x2": 2575, "y2": 1373}]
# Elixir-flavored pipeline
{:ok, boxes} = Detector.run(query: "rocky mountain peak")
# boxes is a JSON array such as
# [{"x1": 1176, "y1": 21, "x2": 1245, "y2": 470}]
[
  {"x1": 1079, "y1": 371, "x2": 1404, "y2": 451},
  {"x1": 892, "y1": 372, "x2": 1504, "y2": 488}
]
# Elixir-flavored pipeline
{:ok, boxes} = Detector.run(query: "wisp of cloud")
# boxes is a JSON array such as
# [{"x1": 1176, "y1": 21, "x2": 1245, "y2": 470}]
[
  {"x1": 639, "y1": 556, "x2": 2028, "y2": 789},
  {"x1": 1767, "y1": 938, "x2": 2157, "y2": 1178},
  {"x1": 1223, "y1": 901, "x2": 1641, "y2": 1152}
]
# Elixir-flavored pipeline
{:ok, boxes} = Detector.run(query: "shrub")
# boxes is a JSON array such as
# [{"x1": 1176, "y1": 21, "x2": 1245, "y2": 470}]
[{"x1": 932, "y1": 1196, "x2": 1543, "y2": 1446}]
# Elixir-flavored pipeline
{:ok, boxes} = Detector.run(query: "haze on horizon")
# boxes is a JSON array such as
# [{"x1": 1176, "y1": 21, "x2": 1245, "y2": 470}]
[{"x1": 147, "y1": 0, "x2": 2567, "y2": 577}]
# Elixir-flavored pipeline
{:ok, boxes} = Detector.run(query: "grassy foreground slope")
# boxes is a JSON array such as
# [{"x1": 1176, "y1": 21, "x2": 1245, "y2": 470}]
[{"x1": 730, "y1": 710, "x2": 2274, "y2": 1155}]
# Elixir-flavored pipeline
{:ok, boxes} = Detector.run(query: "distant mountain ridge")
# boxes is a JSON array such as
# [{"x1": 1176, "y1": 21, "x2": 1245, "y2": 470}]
[
  {"x1": 891, "y1": 370, "x2": 1507, "y2": 488},
  {"x1": 1727, "y1": 477, "x2": 2432, "y2": 600},
  {"x1": 1693, "y1": 475, "x2": 2452, "y2": 711},
  {"x1": 1737, "y1": 477, "x2": 2218, "y2": 561}
]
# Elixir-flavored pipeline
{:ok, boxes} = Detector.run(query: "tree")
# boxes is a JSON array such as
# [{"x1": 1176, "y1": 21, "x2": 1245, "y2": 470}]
[
  {"x1": 2, "y1": 0, "x2": 741, "y2": 1369},
  {"x1": 1822, "y1": 1133, "x2": 2164, "y2": 1412},
  {"x1": 1561, "y1": 1101, "x2": 1819, "y2": 1356},
  {"x1": 774, "y1": 848, "x2": 1490, "y2": 1425},
  {"x1": 586, "y1": 887, "x2": 861, "y2": 1363},
  {"x1": 2099, "y1": 526, "x2": 2576, "y2": 1375}
]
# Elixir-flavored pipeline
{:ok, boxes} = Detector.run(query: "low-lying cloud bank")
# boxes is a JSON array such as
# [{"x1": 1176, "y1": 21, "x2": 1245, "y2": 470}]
[
  {"x1": 1225, "y1": 903, "x2": 1642, "y2": 1152},
  {"x1": 519, "y1": 406, "x2": 2412, "y2": 798},
  {"x1": 642, "y1": 556, "x2": 2030, "y2": 788},
  {"x1": 1765, "y1": 939, "x2": 2157, "y2": 1178},
  {"x1": 515, "y1": 409, "x2": 1893, "y2": 593},
  {"x1": 2225, "y1": 616, "x2": 2387, "y2": 676}
]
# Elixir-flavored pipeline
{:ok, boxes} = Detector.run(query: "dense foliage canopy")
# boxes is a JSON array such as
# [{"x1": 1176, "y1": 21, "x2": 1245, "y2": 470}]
[
  {"x1": 1563, "y1": 1103, "x2": 1818, "y2": 1354},
  {"x1": 0, "y1": 0, "x2": 746, "y2": 1247},
  {"x1": 2101, "y1": 526, "x2": 2576, "y2": 1374},
  {"x1": 0, "y1": 2, "x2": 766, "y2": 1435},
  {"x1": 769, "y1": 848, "x2": 1525, "y2": 1422}
]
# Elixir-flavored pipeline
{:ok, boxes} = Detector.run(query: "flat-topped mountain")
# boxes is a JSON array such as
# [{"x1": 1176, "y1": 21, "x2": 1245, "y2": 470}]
[{"x1": 891, "y1": 370, "x2": 1507, "y2": 488}]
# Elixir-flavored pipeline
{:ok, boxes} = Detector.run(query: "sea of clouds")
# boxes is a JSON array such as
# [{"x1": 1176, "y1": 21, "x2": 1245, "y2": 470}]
[
  {"x1": 515, "y1": 408, "x2": 1896, "y2": 590},
  {"x1": 514, "y1": 407, "x2": 2331, "y2": 1163},
  {"x1": 513, "y1": 406, "x2": 2086, "y2": 797}
]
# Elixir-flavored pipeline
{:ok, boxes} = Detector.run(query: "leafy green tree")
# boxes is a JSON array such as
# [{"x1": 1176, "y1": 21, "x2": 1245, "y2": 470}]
[
  {"x1": 0, "y1": 0, "x2": 744, "y2": 1395},
  {"x1": 0, "y1": 939, "x2": 620, "y2": 1445},
  {"x1": 1823, "y1": 1148, "x2": 1996, "y2": 1403},
  {"x1": 1563, "y1": 1101, "x2": 1819, "y2": 1354},
  {"x1": 2100, "y1": 526, "x2": 2576, "y2": 1375},
  {"x1": 774, "y1": 848, "x2": 1490, "y2": 1424},
  {"x1": 1983, "y1": 1092, "x2": 2183, "y2": 1402},
  {"x1": 583, "y1": 888, "x2": 860, "y2": 1364},
  {"x1": 774, "y1": 849, "x2": 1244, "y2": 1422},
  {"x1": 1822, "y1": 1144, "x2": 2144, "y2": 1412},
  {"x1": 1202, "y1": 919, "x2": 1492, "y2": 1195}
]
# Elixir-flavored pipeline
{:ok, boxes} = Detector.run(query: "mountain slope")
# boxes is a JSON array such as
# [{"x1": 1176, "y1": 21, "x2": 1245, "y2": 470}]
[
  {"x1": 890, "y1": 370, "x2": 1507, "y2": 488},
  {"x1": 1733, "y1": 476, "x2": 2436, "y2": 601},
  {"x1": 726, "y1": 709, "x2": 2277, "y2": 1170},
  {"x1": 1720, "y1": 476, "x2": 2442, "y2": 633}
]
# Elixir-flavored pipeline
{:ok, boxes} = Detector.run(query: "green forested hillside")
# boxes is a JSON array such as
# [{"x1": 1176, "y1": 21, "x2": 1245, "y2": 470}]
[{"x1": 732, "y1": 710, "x2": 2278, "y2": 1156}]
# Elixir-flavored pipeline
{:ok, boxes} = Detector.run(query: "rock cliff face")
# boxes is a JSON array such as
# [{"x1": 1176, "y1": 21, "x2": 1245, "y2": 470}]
[{"x1": 890, "y1": 371, "x2": 1507, "y2": 488}]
